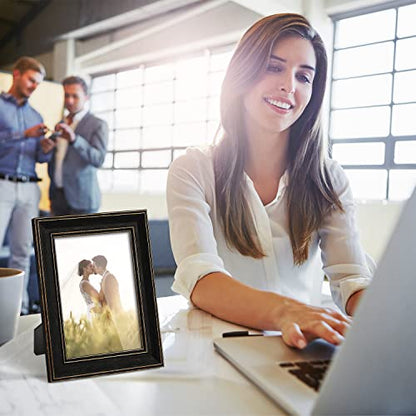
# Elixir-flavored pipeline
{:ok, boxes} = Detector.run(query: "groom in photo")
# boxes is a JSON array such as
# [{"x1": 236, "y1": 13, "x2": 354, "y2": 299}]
[{"x1": 92, "y1": 255, "x2": 122, "y2": 314}]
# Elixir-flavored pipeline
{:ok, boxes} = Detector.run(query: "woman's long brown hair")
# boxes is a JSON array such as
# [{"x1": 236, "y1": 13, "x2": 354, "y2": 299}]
[{"x1": 214, "y1": 13, "x2": 343, "y2": 264}]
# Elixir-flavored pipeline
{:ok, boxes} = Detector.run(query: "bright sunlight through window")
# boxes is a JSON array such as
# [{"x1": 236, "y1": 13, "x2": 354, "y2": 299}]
[
  {"x1": 90, "y1": 48, "x2": 232, "y2": 194},
  {"x1": 330, "y1": 3, "x2": 416, "y2": 200}
]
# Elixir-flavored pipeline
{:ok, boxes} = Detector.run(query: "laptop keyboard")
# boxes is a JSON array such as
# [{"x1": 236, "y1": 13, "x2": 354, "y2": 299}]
[{"x1": 279, "y1": 360, "x2": 331, "y2": 391}]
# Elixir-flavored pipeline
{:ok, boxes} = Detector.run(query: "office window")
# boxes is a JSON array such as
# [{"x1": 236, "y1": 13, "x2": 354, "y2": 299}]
[
  {"x1": 330, "y1": 3, "x2": 416, "y2": 200},
  {"x1": 90, "y1": 49, "x2": 232, "y2": 193}
]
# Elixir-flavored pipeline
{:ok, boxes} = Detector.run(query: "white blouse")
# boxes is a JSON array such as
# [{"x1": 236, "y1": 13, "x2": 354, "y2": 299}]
[{"x1": 166, "y1": 146, "x2": 374, "y2": 313}]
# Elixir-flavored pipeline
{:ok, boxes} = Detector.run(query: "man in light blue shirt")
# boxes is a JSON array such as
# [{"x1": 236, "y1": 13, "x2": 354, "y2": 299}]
[{"x1": 0, "y1": 56, "x2": 53, "y2": 314}]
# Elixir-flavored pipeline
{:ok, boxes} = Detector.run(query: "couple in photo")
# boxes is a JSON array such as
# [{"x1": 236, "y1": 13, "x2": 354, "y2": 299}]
[{"x1": 78, "y1": 255, "x2": 122, "y2": 318}]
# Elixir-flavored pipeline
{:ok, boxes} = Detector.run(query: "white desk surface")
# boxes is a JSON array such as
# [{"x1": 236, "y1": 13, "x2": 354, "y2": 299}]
[{"x1": 0, "y1": 296, "x2": 285, "y2": 415}]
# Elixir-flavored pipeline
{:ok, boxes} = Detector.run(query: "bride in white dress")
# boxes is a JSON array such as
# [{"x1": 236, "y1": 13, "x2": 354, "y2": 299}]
[{"x1": 78, "y1": 259, "x2": 100, "y2": 318}]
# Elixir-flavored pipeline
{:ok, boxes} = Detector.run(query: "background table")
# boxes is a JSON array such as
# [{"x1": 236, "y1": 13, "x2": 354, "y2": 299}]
[{"x1": 0, "y1": 296, "x2": 286, "y2": 415}]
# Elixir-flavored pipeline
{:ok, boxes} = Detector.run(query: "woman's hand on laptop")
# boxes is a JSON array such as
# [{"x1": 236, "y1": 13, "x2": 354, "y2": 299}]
[{"x1": 277, "y1": 299, "x2": 351, "y2": 349}]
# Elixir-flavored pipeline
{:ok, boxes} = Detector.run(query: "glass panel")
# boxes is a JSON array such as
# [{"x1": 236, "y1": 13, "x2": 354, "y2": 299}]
[
  {"x1": 172, "y1": 122, "x2": 207, "y2": 147},
  {"x1": 175, "y1": 56, "x2": 207, "y2": 101},
  {"x1": 210, "y1": 51, "x2": 232, "y2": 72},
  {"x1": 97, "y1": 170, "x2": 113, "y2": 192},
  {"x1": 389, "y1": 170, "x2": 416, "y2": 200},
  {"x1": 140, "y1": 169, "x2": 168, "y2": 193},
  {"x1": 144, "y1": 63, "x2": 174, "y2": 83},
  {"x1": 332, "y1": 142, "x2": 385, "y2": 165},
  {"x1": 176, "y1": 76, "x2": 207, "y2": 100},
  {"x1": 331, "y1": 74, "x2": 391, "y2": 109},
  {"x1": 208, "y1": 96, "x2": 220, "y2": 121},
  {"x1": 207, "y1": 121, "x2": 221, "y2": 143},
  {"x1": 96, "y1": 111, "x2": 114, "y2": 130},
  {"x1": 335, "y1": 9, "x2": 396, "y2": 49},
  {"x1": 113, "y1": 170, "x2": 140, "y2": 191},
  {"x1": 392, "y1": 103, "x2": 416, "y2": 136},
  {"x1": 173, "y1": 148, "x2": 187, "y2": 160},
  {"x1": 395, "y1": 38, "x2": 416, "y2": 71},
  {"x1": 330, "y1": 107, "x2": 390, "y2": 139},
  {"x1": 143, "y1": 81, "x2": 173, "y2": 105},
  {"x1": 142, "y1": 125, "x2": 172, "y2": 148},
  {"x1": 114, "y1": 151, "x2": 140, "y2": 168},
  {"x1": 208, "y1": 71, "x2": 225, "y2": 97},
  {"x1": 90, "y1": 91, "x2": 114, "y2": 112},
  {"x1": 142, "y1": 103, "x2": 172, "y2": 126},
  {"x1": 344, "y1": 169, "x2": 387, "y2": 200},
  {"x1": 393, "y1": 70, "x2": 416, "y2": 103},
  {"x1": 176, "y1": 56, "x2": 206, "y2": 79},
  {"x1": 141, "y1": 150, "x2": 171, "y2": 168},
  {"x1": 114, "y1": 129, "x2": 141, "y2": 150},
  {"x1": 116, "y1": 87, "x2": 142, "y2": 108},
  {"x1": 333, "y1": 42, "x2": 394, "y2": 79},
  {"x1": 115, "y1": 108, "x2": 141, "y2": 129},
  {"x1": 103, "y1": 153, "x2": 113, "y2": 168},
  {"x1": 91, "y1": 74, "x2": 115, "y2": 93},
  {"x1": 395, "y1": 141, "x2": 416, "y2": 164},
  {"x1": 116, "y1": 68, "x2": 142, "y2": 88},
  {"x1": 397, "y1": 4, "x2": 416, "y2": 38},
  {"x1": 175, "y1": 99, "x2": 207, "y2": 123},
  {"x1": 107, "y1": 131, "x2": 115, "y2": 151}
]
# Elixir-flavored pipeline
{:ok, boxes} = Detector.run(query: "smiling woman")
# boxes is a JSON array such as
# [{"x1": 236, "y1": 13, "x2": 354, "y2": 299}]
[
  {"x1": 243, "y1": 36, "x2": 316, "y2": 163},
  {"x1": 167, "y1": 13, "x2": 375, "y2": 351}
]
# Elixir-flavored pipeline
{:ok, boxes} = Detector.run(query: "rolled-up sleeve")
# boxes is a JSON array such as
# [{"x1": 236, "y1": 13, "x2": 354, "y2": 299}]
[
  {"x1": 319, "y1": 160, "x2": 374, "y2": 312},
  {"x1": 167, "y1": 149, "x2": 230, "y2": 299}
]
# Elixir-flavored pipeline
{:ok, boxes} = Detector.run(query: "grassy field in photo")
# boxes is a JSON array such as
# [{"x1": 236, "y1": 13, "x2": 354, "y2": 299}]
[{"x1": 63, "y1": 307, "x2": 142, "y2": 359}]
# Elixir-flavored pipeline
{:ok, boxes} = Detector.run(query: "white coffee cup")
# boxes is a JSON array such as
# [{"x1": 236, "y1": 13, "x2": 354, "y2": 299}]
[{"x1": 0, "y1": 268, "x2": 24, "y2": 345}]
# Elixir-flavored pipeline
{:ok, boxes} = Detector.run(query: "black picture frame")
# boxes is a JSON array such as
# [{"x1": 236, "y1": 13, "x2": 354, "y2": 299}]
[{"x1": 32, "y1": 210, "x2": 163, "y2": 382}]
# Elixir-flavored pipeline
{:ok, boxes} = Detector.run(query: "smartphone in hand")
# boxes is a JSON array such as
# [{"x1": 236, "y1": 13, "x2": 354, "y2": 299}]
[{"x1": 48, "y1": 131, "x2": 62, "y2": 141}]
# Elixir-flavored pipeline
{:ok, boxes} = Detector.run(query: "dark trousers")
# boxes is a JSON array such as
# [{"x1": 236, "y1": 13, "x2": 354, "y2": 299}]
[{"x1": 51, "y1": 188, "x2": 96, "y2": 216}]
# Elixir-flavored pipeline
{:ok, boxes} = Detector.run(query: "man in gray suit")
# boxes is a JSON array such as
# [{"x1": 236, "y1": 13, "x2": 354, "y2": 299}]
[{"x1": 46, "y1": 76, "x2": 108, "y2": 215}]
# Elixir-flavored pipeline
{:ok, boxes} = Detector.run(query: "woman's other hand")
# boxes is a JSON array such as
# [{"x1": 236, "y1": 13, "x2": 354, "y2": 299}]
[{"x1": 276, "y1": 299, "x2": 351, "y2": 349}]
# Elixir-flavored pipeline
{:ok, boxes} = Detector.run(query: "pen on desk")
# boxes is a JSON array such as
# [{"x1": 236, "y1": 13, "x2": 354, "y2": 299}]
[{"x1": 222, "y1": 330, "x2": 264, "y2": 338}]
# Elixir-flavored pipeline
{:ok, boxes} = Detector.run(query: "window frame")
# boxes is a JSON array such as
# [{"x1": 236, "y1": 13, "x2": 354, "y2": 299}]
[
  {"x1": 88, "y1": 46, "x2": 233, "y2": 192},
  {"x1": 329, "y1": 0, "x2": 416, "y2": 200}
]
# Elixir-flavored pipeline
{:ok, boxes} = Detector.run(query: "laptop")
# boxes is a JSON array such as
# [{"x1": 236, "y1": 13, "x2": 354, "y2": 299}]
[{"x1": 214, "y1": 187, "x2": 416, "y2": 415}]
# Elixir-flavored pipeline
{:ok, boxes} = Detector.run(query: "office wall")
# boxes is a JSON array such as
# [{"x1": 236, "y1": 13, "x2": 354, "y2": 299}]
[
  {"x1": 355, "y1": 200, "x2": 403, "y2": 262},
  {"x1": 101, "y1": 193, "x2": 167, "y2": 219},
  {"x1": 0, "y1": 72, "x2": 64, "y2": 211}
]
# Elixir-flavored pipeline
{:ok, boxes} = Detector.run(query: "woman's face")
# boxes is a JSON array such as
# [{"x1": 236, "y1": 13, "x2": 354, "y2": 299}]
[
  {"x1": 243, "y1": 35, "x2": 316, "y2": 136},
  {"x1": 83, "y1": 262, "x2": 94, "y2": 276}
]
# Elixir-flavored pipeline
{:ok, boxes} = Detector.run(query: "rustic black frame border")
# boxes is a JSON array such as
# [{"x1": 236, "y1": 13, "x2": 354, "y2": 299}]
[{"x1": 32, "y1": 210, "x2": 163, "y2": 382}]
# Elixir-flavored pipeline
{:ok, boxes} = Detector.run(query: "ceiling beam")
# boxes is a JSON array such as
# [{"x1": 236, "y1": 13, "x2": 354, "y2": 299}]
[
  {"x1": 75, "y1": 0, "x2": 227, "y2": 64},
  {"x1": 0, "y1": 17, "x2": 17, "y2": 26},
  {"x1": 0, "y1": 0, "x2": 51, "y2": 48},
  {"x1": 59, "y1": 0, "x2": 206, "y2": 40},
  {"x1": 80, "y1": 29, "x2": 242, "y2": 75},
  {"x1": 229, "y1": 0, "x2": 302, "y2": 15}
]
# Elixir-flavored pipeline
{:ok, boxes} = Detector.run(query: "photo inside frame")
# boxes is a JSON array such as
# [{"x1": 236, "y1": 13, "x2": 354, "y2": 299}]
[{"x1": 54, "y1": 230, "x2": 144, "y2": 360}]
